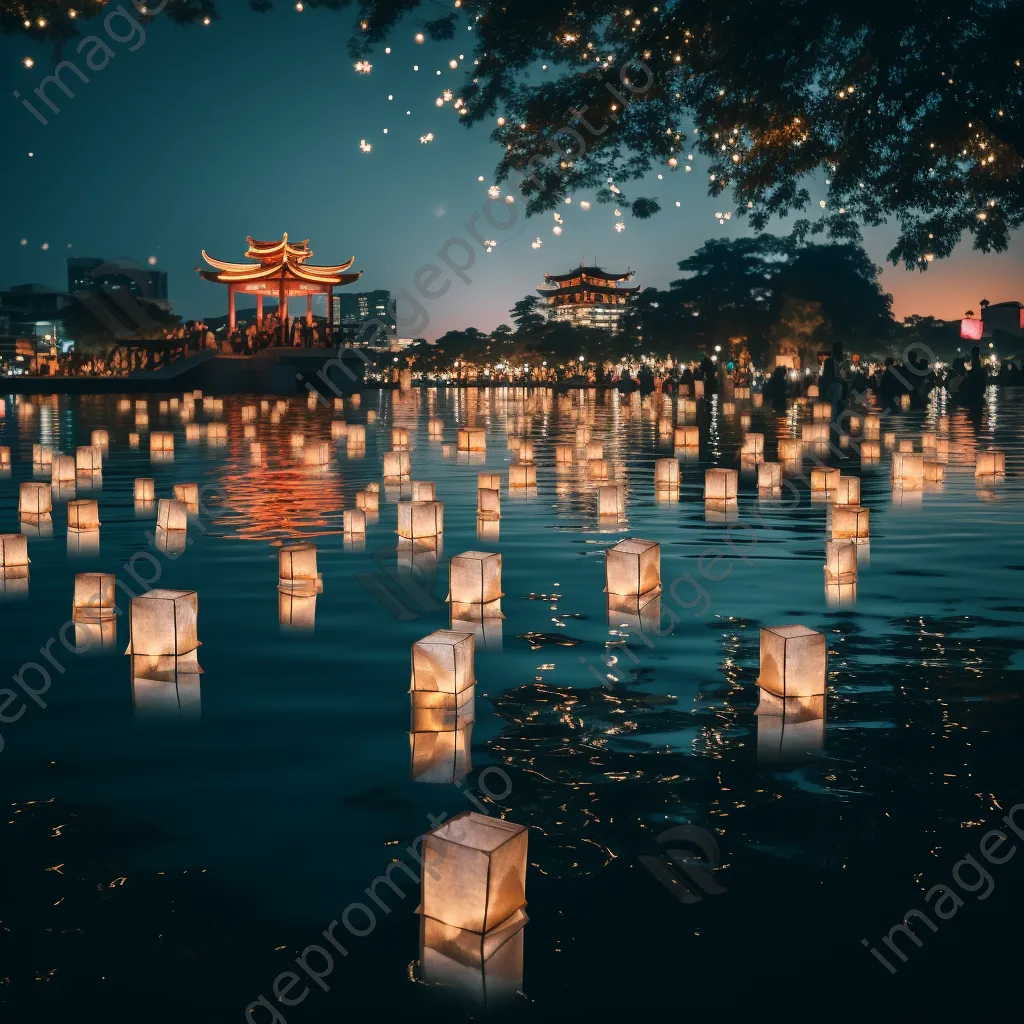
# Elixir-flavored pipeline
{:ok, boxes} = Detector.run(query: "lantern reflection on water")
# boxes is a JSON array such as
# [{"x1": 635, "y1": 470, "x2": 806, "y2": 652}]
[
  {"x1": 150, "y1": 431, "x2": 174, "y2": 454},
  {"x1": 742, "y1": 433, "x2": 764, "y2": 459},
  {"x1": 755, "y1": 690, "x2": 825, "y2": 764},
  {"x1": 757, "y1": 462, "x2": 781, "y2": 493},
  {"x1": 757, "y1": 625, "x2": 827, "y2": 698},
  {"x1": 278, "y1": 589, "x2": 317, "y2": 631},
  {"x1": 19, "y1": 481, "x2": 51, "y2": 516},
  {"x1": 674, "y1": 425, "x2": 699, "y2": 449},
  {"x1": 75, "y1": 446, "x2": 102, "y2": 472},
  {"x1": 131, "y1": 668, "x2": 201, "y2": 717},
  {"x1": 802, "y1": 422, "x2": 829, "y2": 443},
  {"x1": 834, "y1": 475, "x2": 861, "y2": 505},
  {"x1": 924, "y1": 461, "x2": 944, "y2": 484},
  {"x1": 302, "y1": 441, "x2": 330, "y2": 467},
  {"x1": 411, "y1": 723, "x2": 473, "y2": 784},
  {"x1": 883, "y1": 431, "x2": 896, "y2": 448},
  {"x1": 173, "y1": 482, "x2": 199, "y2": 507},
  {"x1": 825, "y1": 579, "x2": 858, "y2": 608},
  {"x1": 429, "y1": 417, "x2": 444, "y2": 438},
  {"x1": 584, "y1": 441, "x2": 603, "y2": 461},
  {"x1": 458, "y1": 427, "x2": 486, "y2": 452},
  {"x1": 587, "y1": 458, "x2": 610, "y2": 481},
  {"x1": 393, "y1": 427, "x2": 410, "y2": 449},
  {"x1": 347, "y1": 424, "x2": 366, "y2": 449},
  {"x1": 331, "y1": 420, "x2": 346, "y2": 439},
  {"x1": 0, "y1": 446, "x2": 9, "y2": 468},
  {"x1": 863, "y1": 414, "x2": 881, "y2": 439},
  {"x1": 778, "y1": 439, "x2": 802, "y2": 463},
  {"x1": 477, "y1": 472, "x2": 501, "y2": 492},
  {"x1": 411, "y1": 629, "x2": 475, "y2": 728},
  {"x1": 861, "y1": 440, "x2": 881, "y2": 461},
  {"x1": 278, "y1": 543, "x2": 323, "y2": 596}
]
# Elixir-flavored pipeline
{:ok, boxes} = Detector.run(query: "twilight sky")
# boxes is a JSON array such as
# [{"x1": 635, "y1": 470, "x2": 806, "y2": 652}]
[{"x1": 1, "y1": 4, "x2": 1021, "y2": 340}]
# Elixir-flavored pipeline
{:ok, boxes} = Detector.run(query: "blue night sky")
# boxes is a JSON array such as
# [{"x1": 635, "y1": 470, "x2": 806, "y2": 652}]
[{"x1": 1, "y1": 3, "x2": 1021, "y2": 339}]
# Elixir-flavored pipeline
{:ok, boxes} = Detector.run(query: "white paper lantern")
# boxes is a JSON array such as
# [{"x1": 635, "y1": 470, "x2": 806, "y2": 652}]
[
  {"x1": 279, "y1": 543, "x2": 323, "y2": 595},
  {"x1": 157, "y1": 498, "x2": 188, "y2": 532},
  {"x1": 812, "y1": 401, "x2": 831, "y2": 420},
  {"x1": 883, "y1": 431, "x2": 896, "y2": 448},
  {"x1": 575, "y1": 424, "x2": 592, "y2": 446},
  {"x1": 73, "y1": 572, "x2": 117, "y2": 620},
  {"x1": 756, "y1": 690, "x2": 825, "y2": 764},
  {"x1": 778, "y1": 439, "x2": 802, "y2": 462},
  {"x1": 863, "y1": 414, "x2": 880, "y2": 439},
  {"x1": 356, "y1": 489, "x2": 379, "y2": 511},
  {"x1": 975, "y1": 449, "x2": 1006, "y2": 477},
  {"x1": 0, "y1": 534, "x2": 30, "y2": 571},
  {"x1": 674, "y1": 425, "x2": 699, "y2": 448},
  {"x1": 757, "y1": 462, "x2": 781, "y2": 491},
  {"x1": 598, "y1": 483, "x2": 626, "y2": 517},
  {"x1": 458, "y1": 427, "x2": 486, "y2": 452},
  {"x1": 150, "y1": 431, "x2": 174, "y2": 453},
  {"x1": 76, "y1": 445, "x2": 102, "y2": 472},
  {"x1": 347, "y1": 424, "x2": 366, "y2": 447},
  {"x1": 861, "y1": 440, "x2": 881, "y2": 460},
  {"x1": 509, "y1": 463, "x2": 536, "y2": 488},
  {"x1": 19, "y1": 481, "x2": 51, "y2": 515},
  {"x1": 51, "y1": 454, "x2": 75, "y2": 484},
  {"x1": 91, "y1": 429, "x2": 109, "y2": 448},
  {"x1": 173, "y1": 483, "x2": 199, "y2": 506},
  {"x1": 810, "y1": 466, "x2": 840, "y2": 493},
  {"x1": 923, "y1": 460, "x2": 944, "y2": 483},
  {"x1": 824, "y1": 539, "x2": 857, "y2": 583},
  {"x1": 654, "y1": 458, "x2": 679, "y2": 488},
  {"x1": 742, "y1": 433, "x2": 764, "y2": 458},
  {"x1": 126, "y1": 589, "x2": 200, "y2": 660},
  {"x1": 383, "y1": 450, "x2": 412, "y2": 480},
  {"x1": 412, "y1": 481, "x2": 436, "y2": 502},
  {"x1": 753, "y1": 393, "x2": 763, "y2": 408},
  {"x1": 331, "y1": 419, "x2": 347, "y2": 439},
  {"x1": 393, "y1": 427, "x2": 410, "y2": 449},
  {"x1": 343, "y1": 508, "x2": 366, "y2": 535},
  {"x1": 605, "y1": 537, "x2": 660, "y2": 599},
  {"x1": 721, "y1": 401, "x2": 736, "y2": 416},
  {"x1": 303, "y1": 441, "x2": 330, "y2": 467},
  {"x1": 67, "y1": 498, "x2": 100, "y2": 530},
  {"x1": 410, "y1": 724, "x2": 473, "y2": 785},
  {"x1": 0, "y1": 446, "x2": 9, "y2": 467},
  {"x1": 411, "y1": 630, "x2": 475, "y2": 711},
  {"x1": 831, "y1": 504, "x2": 870, "y2": 539},
  {"x1": 704, "y1": 468, "x2": 738, "y2": 501},
  {"x1": 428, "y1": 417, "x2": 444, "y2": 438},
  {"x1": 398, "y1": 501, "x2": 444, "y2": 539},
  {"x1": 802, "y1": 422, "x2": 829, "y2": 442},
  {"x1": 448, "y1": 551, "x2": 503, "y2": 614},
  {"x1": 834, "y1": 475, "x2": 861, "y2": 505},
  {"x1": 757, "y1": 625, "x2": 826, "y2": 698},
  {"x1": 134, "y1": 478, "x2": 155, "y2": 501},
  {"x1": 32, "y1": 444, "x2": 52, "y2": 466},
  {"x1": 891, "y1": 452, "x2": 924, "y2": 487},
  {"x1": 806, "y1": 384, "x2": 819, "y2": 398}
]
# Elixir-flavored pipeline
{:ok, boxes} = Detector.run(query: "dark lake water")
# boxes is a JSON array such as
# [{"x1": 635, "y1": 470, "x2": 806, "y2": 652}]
[{"x1": 1, "y1": 385, "x2": 1022, "y2": 1021}]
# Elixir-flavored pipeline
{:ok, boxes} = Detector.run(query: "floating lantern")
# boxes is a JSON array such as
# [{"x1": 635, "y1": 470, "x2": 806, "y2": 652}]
[
  {"x1": 935, "y1": 438, "x2": 949, "y2": 461},
  {"x1": 937, "y1": 415, "x2": 949, "y2": 432},
  {"x1": 135, "y1": 411, "x2": 149, "y2": 428},
  {"x1": 129, "y1": 432, "x2": 140, "y2": 448},
  {"x1": 307, "y1": 391, "x2": 319, "y2": 410},
  {"x1": 704, "y1": 468, "x2": 738, "y2": 502},
  {"x1": 654, "y1": 458, "x2": 679, "y2": 488},
  {"x1": 693, "y1": 380, "x2": 705, "y2": 398},
  {"x1": 412, "y1": 481, "x2": 436, "y2": 502},
  {"x1": 398, "y1": 500, "x2": 444, "y2": 539},
  {"x1": 735, "y1": 387, "x2": 750, "y2": 400},
  {"x1": 678, "y1": 398, "x2": 697, "y2": 419},
  {"x1": 757, "y1": 462, "x2": 781, "y2": 491},
  {"x1": 421, "y1": 811, "x2": 527, "y2": 934},
  {"x1": 448, "y1": 551, "x2": 503, "y2": 614},
  {"x1": 157, "y1": 498, "x2": 188, "y2": 532},
  {"x1": 0, "y1": 446, "x2": 9, "y2": 468},
  {"x1": 824, "y1": 539, "x2": 857, "y2": 583},
  {"x1": 831, "y1": 503, "x2": 870, "y2": 539},
  {"x1": 477, "y1": 487, "x2": 501, "y2": 520},
  {"x1": 51, "y1": 454, "x2": 75, "y2": 484},
  {"x1": 134, "y1": 478, "x2": 155, "y2": 501},
  {"x1": 897, "y1": 438, "x2": 914, "y2": 453},
  {"x1": 740, "y1": 413, "x2": 751, "y2": 430},
  {"x1": 0, "y1": 534, "x2": 29, "y2": 572},
  {"x1": 150, "y1": 431, "x2": 174, "y2": 453},
  {"x1": 356, "y1": 489, "x2": 379, "y2": 511},
  {"x1": 834, "y1": 475, "x2": 861, "y2": 505},
  {"x1": 575, "y1": 424, "x2": 592, "y2": 446},
  {"x1": 478, "y1": 472, "x2": 501, "y2": 491},
  {"x1": 753, "y1": 393, "x2": 763, "y2": 408},
  {"x1": 863, "y1": 414, "x2": 881, "y2": 439},
  {"x1": 605, "y1": 537, "x2": 661, "y2": 601},
  {"x1": 411, "y1": 629, "x2": 476, "y2": 722},
  {"x1": 241, "y1": 404, "x2": 256, "y2": 422},
  {"x1": 303, "y1": 441, "x2": 330, "y2": 467},
  {"x1": 349, "y1": 393, "x2": 362, "y2": 409},
  {"x1": 458, "y1": 427, "x2": 486, "y2": 452},
  {"x1": 343, "y1": 508, "x2": 366, "y2": 535},
  {"x1": 118, "y1": 399, "x2": 132, "y2": 412},
  {"x1": 921, "y1": 431, "x2": 937, "y2": 451},
  {"x1": 347, "y1": 424, "x2": 366, "y2": 447},
  {"x1": 584, "y1": 441, "x2": 603, "y2": 461},
  {"x1": 588, "y1": 458, "x2": 610, "y2": 481},
  {"x1": 891, "y1": 452, "x2": 924, "y2": 487},
  {"x1": 72, "y1": 572, "x2": 116, "y2": 621},
  {"x1": 67, "y1": 499, "x2": 100, "y2": 530},
  {"x1": 757, "y1": 625, "x2": 826, "y2": 698},
  {"x1": 173, "y1": 483, "x2": 199, "y2": 506},
  {"x1": 721, "y1": 401, "x2": 736, "y2": 416},
  {"x1": 410, "y1": 724, "x2": 473, "y2": 785},
  {"x1": 331, "y1": 420, "x2": 346, "y2": 439},
  {"x1": 429, "y1": 417, "x2": 444, "y2": 438},
  {"x1": 975, "y1": 449, "x2": 1006, "y2": 477},
  {"x1": 673, "y1": 426, "x2": 699, "y2": 448},
  {"x1": 393, "y1": 427, "x2": 410, "y2": 449},
  {"x1": 778, "y1": 439, "x2": 802, "y2": 462},
  {"x1": 507, "y1": 436, "x2": 521, "y2": 454},
  {"x1": 367, "y1": 410, "x2": 377, "y2": 424},
  {"x1": 860, "y1": 440, "x2": 881, "y2": 460},
  {"x1": 555, "y1": 444, "x2": 573, "y2": 465},
  {"x1": 76, "y1": 445, "x2": 102, "y2": 472},
  {"x1": 742, "y1": 433, "x2": 764, "y2": 458},
  {"x1": 756, "y1": 690, "x2": 825, "y2": 764},
  {"x1": 279, "y1": 543, "x2": 323, "y2": 595},
  {"x1": 19, "y1": 513, "x2": 53, "y2": 538},
  {"x1": 333, "y1": 397, "x2": 344, "y2": 412},
  {"x1": 135, "y1": 399, "x2": 148, "y2": 412},
  {"x1": 32, "y1": 444, "x2": 52, "y2": 466},
  {"x1": 250, "y1": 442, "x2": 263, "y2": 464},
  {"x1": 900, "y1": 394, "x2": 911, "y2": 410},
  {"x1": 658, "y1": 417, "x2": 673, "y2": 436},
  {"x1": 806, "y1": 384, "x2": 819, "y2": 398},
  {"x1": 290, "y1": 433, "x2": 306, "y2": 450},
  {"x1": 383, "y1": 450, "x2": 412, "y2": 480},
  {"x1": 883, "y1": 431, "x2": 896, "y2": 448},
  {"x1": 838, "y1": 434, "x2": 850, "y2": 448},
  {"x1": 810, "y1": 467, "x2": 840, "y2": 493},
  {"x1": 924, "y1": 461, "x2": 944, "y2": 483},
  {"x1": 802, "y1": 422, "x2": 829, "y2": 442},
  {"x1": 19, "y1": 481, "x2": 51, "y2": 515},
  {"x1": 243, "y1": 424, "x2": 256, "y2": 440},
  {"x1": 517, "y1": 440, "x2": 535, "y2": 463},
  {"x1": 598, "y1": 483, "x2": 626, "y2": 517},
  {"x1": 812, "y1": 401, "x2": 831, "y2": 420},
  {"x1": 91, "y1": 429, "x2": 109, "y2": 449},
  {"x1": 125, "y1": 589, "x2": 201, "y2": 672},
  {"x1": 509, "y1": 463, "x2": 536, "y2": 488}
]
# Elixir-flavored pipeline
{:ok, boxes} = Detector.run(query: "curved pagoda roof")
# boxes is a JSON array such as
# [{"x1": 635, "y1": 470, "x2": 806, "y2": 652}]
[
  {"x1": 199, "y1": 232, "x2": 361, "y2": 286},
  {"x1": 541, "y1": 263, "x2": 635, "y2": 284}
]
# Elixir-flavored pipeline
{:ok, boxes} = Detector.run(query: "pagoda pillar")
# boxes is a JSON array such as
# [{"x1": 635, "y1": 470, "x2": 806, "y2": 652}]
[
  {"x1": 279, "y1": 278, "x2": 288, "y2": 345},
  {"x1": 256, "y1": 294, "x2": 263, "y2": 326},
  {"x1": 306, "y1": 293, "x2": 313, "y2": 325},
  {"x1": 228, "y1": 285, "x2": 236, "y2": 333}
]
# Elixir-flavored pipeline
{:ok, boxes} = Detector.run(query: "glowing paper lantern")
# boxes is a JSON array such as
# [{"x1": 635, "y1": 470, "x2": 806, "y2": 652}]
[
  {"x1": 458, "y1": 427, "x2": 486, "y2": 452},
  {"x1": 331, "y1": 420, "x2": 346, "y2": 439},
  {"x1": 891, "y1": 452, "x2": 924, "y2": 487},
  {"x1": 834, "y1": 476, "x2": 861, "y2": 505},
  {"x1": 91, "y1": 429, "x2": 109, "y2": 449},
  {"x1": 366, "y1": 410, "x2": 377, "y2": 424},
  {"x1": 575, "y1": 424, "x2": 592, "y2": 446},
  {"x1": 778, "y1": 439, "x2": 802, "y2": 462},
  {"x1": 811, "y1": 401, "x2": 831, "y2": 421},
  {"x1": 735, "y1": 387, "x2": 750, "y2": 400},
  {"x1": 757, "y1": 625, "x2": 826, "y2": 698},
  {"x1": 157, "y1": 498, "x2": 188, "y2": 532},
  {"x1": 802, "y1": 422, "x2": 829, "y2": 442},
  {"x1": 674, "y1": 425, "x2": 699, "y2": 448},
  {"x1": 584, "y1": 441, "x2": 603, "y2": 462},
  {"x1": 421, "y1": 812, "x2": 527, "y2": 933},
  {"x1": 517, "y1": 440, "x2": 535, "y2": 463},
  {"x1": 509, "y1": 463, "x2": 536, "y2": 488},
  {"x1": 721, "y1": 401, "x2": 735, "y2": 416},
  {"x1": 150, "y1": 431, "x2": 174, "y2": 453},
  {"x1": 742, "y1": 433, "x2": 764, "y2": 458},
  {"x1": 863, "y1": 414, "x2": 880, "y2": 439},
  {"x1": 279, "y1": 543, "x2": 323, "y2": 596},
  {"x1": 67, "y1": 499, "x2": 100, "y2": 530},
  {"x1": 900, "y1": 394, "x2": 911, "y2": 411},
  {"x1": 654, "y1": 458, "x2": 679, "y2": 488},
  {"x1": 135, "y1": 410, "x2": 149, "y2": 428},
  {"x1": 344, "y1": 509, "x2": 366, "y2": 534},
  {"x1": 678, "y1": 397, "x2": 697, "y2": 418},
  {"x1": 32, "y1": 444, "x2": 52, "y2": 466},
  {"x1": 412, "y1": 481, "x2": 436, "y2": 502},
  {"x1": 250, "y1": 442, "x2": 263, "y2": 464},
  {"x1": 449, "y1": 551, "x2": 503, "y2": 611},
  {"x1": 125, "y1": 589, "x2": 201, "y2": 668},
  {"x1": 398, "y1": 501, "x2": 444, "y2": 539},
  {"x1": 806, "y1": 384, "x2": 819, "y2": 398},
  {"x1": 118, "y1": 399, "x2": 132, "y2": 412},
  {"x1": 824, "y1": 539, "x2": 857, "y2": 584},
  {"x1": 693, "y1": 380, "x2": 705, "y2": 398},
  {"x1": 861, "y1": 440, "x2": 880, "y2": 460},
  {"x1": 19, "y1": 481, "x2": 51, "y2": 515},
  {"x1": 72, "y1": 572, "x2": 116, "y2": 620},
  {"x1": 588, "y1": 458, "x2": 610, "y2": 481},
  {"x1": 303, "y1": 441, "x2": 330, "y2": 467},
  {"x1": 383, "y1": 450, "x2": 412, "y2": 481},
  {"x1": 356, "y1": 489, "x2": 379, "y2": 511},
  {"x1": 605, "y1": 537, "x2": 661, "y2": 600},
  {"x1": 347, "y1": 424, "x2": 366, "y2": 447},
  {"x1": 897, "y1": 439, "x2": 914, "y2": 454},
  {"x1": 810, "y1": 467, "x2": 840, "y2": 493},
  {"x1": 757, "y1": 462, "x2": 781, "y2": 491},
  {"x1": 740, "y1": 413, "x2": 751, "y2": 430},
  {"x1": 173, "y1": 483, "x2": 199, "y2": 506},
  {"x1": 76, "y1": 446, "x2": 102, "y2": 472},
  {"x1": 411, "y1": 630, "x2": 476, "y2": 719},
  {"x1": 477, "y1": 487, "x2": 500, "y2": 520},
  {"x1": 753, "y1": 393, "x2": 763, "y2": 408},
  {"x1": 129, "y1": 432, "x2": 140, "y2": 448},
  {"x1": 0, "y1": 534, "x2": 29, "y2": 571},
  {"x1": 975, "y1": 449, "x2": 1006, "y2": 477},
  {"x1": 0, "y1": 447, "x2": 9, "y2": 467},
  {"x1": 937, "y1": 415, "x2": 949, "y2": 433},
  {"x1": 960, "y1": 316, "x2": 983, "y2": 341},
  {"x1": 598, "y1": 483, "x2": 626, "y2": 517},
  {"x1": 831, "y1": 504, "x2": 870, "y2": 539},
  {"x1": 51, "y1": 454, "x2": 75, "y2": 484},
  {"x1": 554, "y1": 444, "x2": 573, "y2": 465},
  {"x1": 393, "y1": 427, "x2": 410, "y2": 449},
  {"x1": 134, "y1": 478, "x2": 155, "y2": 501},
  {"x1": 704, "y1": 468, "x2": 738, "y2": 502},
  {"x1": 924, "y1": 461, "x2": 944, "y2": 483},
  {"x1": 478, "y1": 472, "x2": 501, "y2": 491}
]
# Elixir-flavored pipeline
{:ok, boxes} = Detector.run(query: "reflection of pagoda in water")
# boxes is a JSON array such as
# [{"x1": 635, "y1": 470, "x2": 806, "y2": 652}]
[
  {"x1": 537, "y1": 262, "x2": 638, "y2": 333},
  {"x1": 199, "y1": 233, "x2": 361, "y2": 332}
]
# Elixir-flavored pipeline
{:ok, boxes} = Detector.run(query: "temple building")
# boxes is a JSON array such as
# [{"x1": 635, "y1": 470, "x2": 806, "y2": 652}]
[
  {"x1": 537, "y1": 263, "x2": 638, "y2": 332},
  {"x1": 199, "y1": 234, "x2": 361, "y2": 332}
]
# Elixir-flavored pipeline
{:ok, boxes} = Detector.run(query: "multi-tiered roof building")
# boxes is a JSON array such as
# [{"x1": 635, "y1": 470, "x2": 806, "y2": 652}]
[{"x1": 537, "y1": 263, "x2": 638, "y2": 332}]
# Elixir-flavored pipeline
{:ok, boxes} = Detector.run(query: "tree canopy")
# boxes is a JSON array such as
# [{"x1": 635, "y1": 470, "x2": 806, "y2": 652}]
[{"x1": 12, "y1": 0, "x2": 1017, "y2": 269}]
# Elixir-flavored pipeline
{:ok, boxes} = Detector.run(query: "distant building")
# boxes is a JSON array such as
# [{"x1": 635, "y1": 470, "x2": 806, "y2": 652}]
[
  {"x1": 983, "y1": 301, "x2": 1023, "y2": 338},
  {"x1": 68, "y1": 256, "x2": 169, "y2": 309},
  {"x1": 537, "y1": 263, "x2": 638, "y2": 332},
  {"x1": 333, "y1": 289, "x2": 394, "y2": 343},
  {"x1": 0, "y1": 283, "x2": 71, "y2": 340}
]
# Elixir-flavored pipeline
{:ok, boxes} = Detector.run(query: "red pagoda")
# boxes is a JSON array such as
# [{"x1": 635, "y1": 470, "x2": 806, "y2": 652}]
[
  {"x1": 198, "y1": 233, "x2": 361, "y2": 331},
  {"x1": 537, "y1": 263, "x2": 638, "y2": 332}
]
